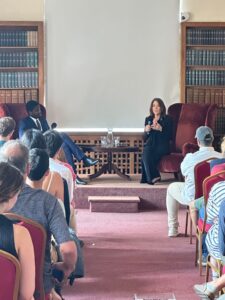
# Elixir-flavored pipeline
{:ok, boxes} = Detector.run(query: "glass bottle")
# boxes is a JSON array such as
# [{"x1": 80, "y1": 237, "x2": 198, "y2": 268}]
[{"x1": 107, "y1": 128, "x2": 113, "y2": 147}]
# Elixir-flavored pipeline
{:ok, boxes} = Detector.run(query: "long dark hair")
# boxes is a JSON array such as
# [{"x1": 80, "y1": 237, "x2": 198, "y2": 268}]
[
  {"x1": 149, "y1": 98, "x2": 166, "y2": 117},
  {"x1": 0, "y1": 162, "x2": 24, "y2": 203}
]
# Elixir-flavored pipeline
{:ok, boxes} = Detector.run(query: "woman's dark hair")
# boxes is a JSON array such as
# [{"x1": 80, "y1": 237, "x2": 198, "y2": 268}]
[
  {"x1": 149, "y1": 98, "x2": 166, "y2": 117},
  {"x1": 28, "y1": 148, "x2": 49, "y2": 181},
  {"x1": 21, "y1": 129, "x2": 46, "y2": 150},
  {"x1": 0, "y1": 162, "x2": 24, "y2": 203},
  {"x1": 43, "y1": 130, "x2": 63, "y2": 158}
]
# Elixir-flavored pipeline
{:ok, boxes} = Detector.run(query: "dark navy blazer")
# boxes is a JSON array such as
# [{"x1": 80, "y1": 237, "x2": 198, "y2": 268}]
[{"x1": 18, "y1": 116, "x2": 50, "y2": 138}]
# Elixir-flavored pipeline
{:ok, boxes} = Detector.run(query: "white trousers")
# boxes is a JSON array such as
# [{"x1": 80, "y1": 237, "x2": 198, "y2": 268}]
[{"x1": 166, "y1": 182, "x2": 185, "y2": 229}]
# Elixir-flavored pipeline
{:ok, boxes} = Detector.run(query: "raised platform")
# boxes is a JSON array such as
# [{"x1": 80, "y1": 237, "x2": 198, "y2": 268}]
[
  {"x1": 88, "y1": 196, "x2": 140, "y2": 213},
  {"x1": 74, "y1": 174, "x2": 176, "y2": 211}
]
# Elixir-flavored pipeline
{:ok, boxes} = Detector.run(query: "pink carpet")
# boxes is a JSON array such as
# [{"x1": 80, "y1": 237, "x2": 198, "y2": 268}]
[{"x1": 64, "y1": 209, "x2": 203, "y2": 300}]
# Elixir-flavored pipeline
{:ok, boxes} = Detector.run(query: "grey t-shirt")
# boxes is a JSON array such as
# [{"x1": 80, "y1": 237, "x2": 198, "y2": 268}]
[{"x1": 10, "y1": 184, "x2": 72, "y2": 293}]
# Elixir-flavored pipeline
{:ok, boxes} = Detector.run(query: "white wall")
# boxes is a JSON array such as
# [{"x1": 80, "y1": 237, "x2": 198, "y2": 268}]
[
  {"x1": 45, "y1": 0, "x2": 180, "y2": 130},
  {"x1": 180, "y1": 0, "x2": 225, "y2": 22},
  {"x1": 0, "y1": 0, "x2": 43, "y2": 21}
]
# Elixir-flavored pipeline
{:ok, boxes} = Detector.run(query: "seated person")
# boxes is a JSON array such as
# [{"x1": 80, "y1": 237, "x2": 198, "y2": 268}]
[
  {"x1": 0, "y1": 162, "x2": 35, "y2": 300},
  {"x1": 21, "y1": 129, "x2": 75, "y2": 230},
  {"x1": 190, "y1": 137, "x2": 225, "y2": 232},
  {"x1": 43, "y1": 130, "x2": 75, "y2": 204},
  {"x1": 141, "y1": 98, "x2": 172, "y2": 184},
  {"x1": 166, "y1": 126, "x2": 221, "y2": 237},
  {"x1": 21, "y1": 129, "x2": 64, "y2": 202},
  {"x1": 193, "y1": 200, "x2": 225, "y2": 300},
  {"x1": 0, "y1": 140, "x2": 77, "y2": 299},
  {"x1": 0, "y1": 116, "x2": 16, "y2": 147},
  {"x1": 18, "y1": 100, "x2": 99, "y2": 185},
  {"x1": 210, "y1": 136, "x2": 225, "y2": 170}
]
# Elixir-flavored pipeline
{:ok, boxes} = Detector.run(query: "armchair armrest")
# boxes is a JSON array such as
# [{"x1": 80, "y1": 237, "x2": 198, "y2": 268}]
[{"x1": 182, "y1": 142, "x2": 199, "y2": 157}]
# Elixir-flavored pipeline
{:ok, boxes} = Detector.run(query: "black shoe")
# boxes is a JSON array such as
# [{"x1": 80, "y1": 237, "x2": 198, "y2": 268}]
[
  {"x1": 147, "y1": 180, "x2": 154, "y2": 185},
  {"x1": 140, "y1": 178, "x2": 147, "y2": 183},
  {"x1": 83, "y1": 156, "x2": 99, "y2": 167},
  {"x1": 76, "y1": 176, "x2": 87, "y2": 185}
]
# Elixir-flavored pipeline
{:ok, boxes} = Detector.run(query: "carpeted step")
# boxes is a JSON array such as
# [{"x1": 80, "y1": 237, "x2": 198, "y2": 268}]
[{"x1": 88, "y1": 196, "x2": 140, "y2": 213}]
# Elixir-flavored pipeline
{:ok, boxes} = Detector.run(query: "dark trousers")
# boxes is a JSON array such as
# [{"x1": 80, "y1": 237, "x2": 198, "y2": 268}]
[
  {"x1": 60, "y1": 132, "x2": 85, "y2": 173},
  {"x1": 141, "y1": 145, "x2": 164, "y2": 182}
]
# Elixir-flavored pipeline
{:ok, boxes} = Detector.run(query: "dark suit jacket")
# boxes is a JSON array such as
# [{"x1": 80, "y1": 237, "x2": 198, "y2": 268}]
[
  {"x1": 19, "y1": 116, "x2": 50, "y2": 138},
  {"x1": 143, "y1": 114, "x2": 173, "y2": 155}
]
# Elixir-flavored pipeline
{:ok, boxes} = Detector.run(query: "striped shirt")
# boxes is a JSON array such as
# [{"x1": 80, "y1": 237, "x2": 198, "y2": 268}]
[{"x1": 206, "y1": 181, "x2": 225, "y2": 259}]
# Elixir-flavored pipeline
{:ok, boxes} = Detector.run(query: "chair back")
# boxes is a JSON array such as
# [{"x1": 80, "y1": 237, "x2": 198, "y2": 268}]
[
  {"x1": 194, "y1": 158, "x2": 215, "y2": 199},
  {"x1": 5, "y1": 213, "x2": 47, "y2": 300},
  {"x1": 0, "y1": 250, "x2": 21, "y2": 300},
  {"x1": 201, "y1": 170, "x2": 225, "y2": 232},
  {"x1": 0, "y1": 103, "x2": 46, "y2": 139},
  {"x1": 168, "y1": 103, "x2": 217, "y2": 153}
]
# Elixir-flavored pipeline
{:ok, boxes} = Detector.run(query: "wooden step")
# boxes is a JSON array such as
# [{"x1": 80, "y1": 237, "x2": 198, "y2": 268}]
[{"x1": 88, "y1": 196, "x2": 140, "y2": 213}]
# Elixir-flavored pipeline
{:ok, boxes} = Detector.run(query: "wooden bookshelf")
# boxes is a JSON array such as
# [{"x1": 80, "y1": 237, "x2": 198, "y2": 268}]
[
  {"x1": 181, "y1": 22, "x2": 225, "y2": 135},
  {"x1": 0, "y1": 21, "x2": 44, "y2": 105}
]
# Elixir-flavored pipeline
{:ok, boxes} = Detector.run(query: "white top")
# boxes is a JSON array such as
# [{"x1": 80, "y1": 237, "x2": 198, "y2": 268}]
[
  {"x1": 180, "y1": 147, "x2": 222, "y2": 204},
  {"x1": 49, "y1": 158, "x2": 74, "y2": 202}
]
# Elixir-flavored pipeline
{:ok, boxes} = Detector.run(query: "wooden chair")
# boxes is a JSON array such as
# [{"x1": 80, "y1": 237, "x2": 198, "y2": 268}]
[
  {"x1": 0, "y1": 249, "x2": 21, "y2": 300},
  {"x1": 5, "y1": 213, "x2": 47, "y2": 300},
  {"x1": 185, "y1": 158, "x2": 214, "y2": 244},
  {"x1": 195, "y1": 170, "x2": 225, "y2": 276}
]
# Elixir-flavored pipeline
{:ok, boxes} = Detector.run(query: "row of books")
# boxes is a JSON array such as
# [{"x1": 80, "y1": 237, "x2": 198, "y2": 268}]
[
  {"x1": 186, "y1": 70, "x2": 225, "y2": 86},
  {"x1": 0, "y1": 51, "x2": 38, "y2": 67},
  {"x1": 0, "y1": 31, "x2": 38, "y2": 47},
  {"x1": 186, "y1": 49, "x2": 225, "y2": 66},
  {"x1": 0, "y1": 72, "x2": 38, "y2": 88},
  {"x1": 215, "y1": 108, "x2": 225, "y2": 134},
  {"x1": 0, "y1": 89, "x2": 38, "y2": 103},
  {"x1": 186, "y1": 87, "x2": 225, "y2": 107},
  {"x1": 186, "y1": 28, "x2": 225, "y2": 45}
]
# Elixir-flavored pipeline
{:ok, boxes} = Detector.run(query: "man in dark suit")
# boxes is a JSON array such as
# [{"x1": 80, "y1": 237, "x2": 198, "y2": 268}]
[{"x1": 19, "y1": 100, "x2": 98, "y2": 185}]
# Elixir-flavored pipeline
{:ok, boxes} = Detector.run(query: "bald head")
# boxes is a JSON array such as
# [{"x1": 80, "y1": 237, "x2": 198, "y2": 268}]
[{"x1": 0, "y1": 140, "x2": 29, "y2": 174}]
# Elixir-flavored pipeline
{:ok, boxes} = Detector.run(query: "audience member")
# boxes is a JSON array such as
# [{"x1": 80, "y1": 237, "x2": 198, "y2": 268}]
[
  {"x1": 21, "y1": 129, "x2": 65, "y2": 202},
  {"x1": 43, "y1": 129, "x2": 74, "y2": 203},
  {"x1": 0, "y1": 162, "x2": 35, "y2": 300},
  {"x1": 166, "y1": 126, "x2": 221, "y2": 237},
  {"x1": 0, "y1": 116, "x2": 15, "y2": 147},
  {"x1": 193, "y1": 200, "x2": 225, "y2": 299},
  {"x1": 18, "y1": 100, "x2": 99, "y2": 185},
  {"x1": 0, "y1": 140, "x2": 77, "y2": 298},
  {"x1": 141, "y1": 98, "x2": 172, "y2": 185}
]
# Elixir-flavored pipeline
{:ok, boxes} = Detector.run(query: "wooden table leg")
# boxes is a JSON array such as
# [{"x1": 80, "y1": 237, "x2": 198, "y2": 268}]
[
  {"x1": 111, "y1": 163, "x2": 131, "y2": 180},
  {"x1": 89, "y1": 163, "x2": 109, "y2": 179}
]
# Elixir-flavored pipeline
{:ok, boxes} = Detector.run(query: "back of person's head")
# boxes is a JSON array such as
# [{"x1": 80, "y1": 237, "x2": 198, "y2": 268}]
[
  {"x1": 26, "y1": 100, "x2": 39, "y2": 113},
  {"x1": 21, "y1": 129, "x2": 46, "y2": 150},
  {"x1": 43, "y1": 130, "x2": 63, "y2": 158},
  {"x1": 0, "y1": 117, "x2": 16, "y2": 137},
  {"x1": 28, "y1": 148, "x2": 49, "y2": 181},
  {"x1": 195, "y1": 126, "x2": 214, "y2": 147},
  {"x1": 0, "y1": 140, "x2": 29, "y2": 175},
  {"x1": 0, "y1": 161, "x2": 24, "y2": 204}
]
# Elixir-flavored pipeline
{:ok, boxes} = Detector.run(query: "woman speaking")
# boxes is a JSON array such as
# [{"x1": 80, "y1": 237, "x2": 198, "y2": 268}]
[{"x1": 141, "y1": 98, "x2": 172, "y2": 185}]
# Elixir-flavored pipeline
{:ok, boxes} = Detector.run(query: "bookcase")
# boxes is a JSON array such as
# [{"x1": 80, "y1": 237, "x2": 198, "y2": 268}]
[
  {"x1": 0, "y1": 21, "x2": 44, "y2": 105},
  {"x1": 181, "y1": 22, "x2": 225, "y2": 135}
]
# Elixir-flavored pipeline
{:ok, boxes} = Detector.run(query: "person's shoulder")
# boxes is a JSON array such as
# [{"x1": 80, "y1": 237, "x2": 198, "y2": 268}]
[{"x1": 20, "y1": 184, "x2": 58, "y2": 203}]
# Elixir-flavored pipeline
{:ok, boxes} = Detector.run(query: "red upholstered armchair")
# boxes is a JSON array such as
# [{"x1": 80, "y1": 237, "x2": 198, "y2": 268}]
[
  {"x1": 158, "y1": 103, "x2": 217, "y2": 179},
  {"x1": 0, "y1": 103, "x2": 46, "y2": 139}
]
